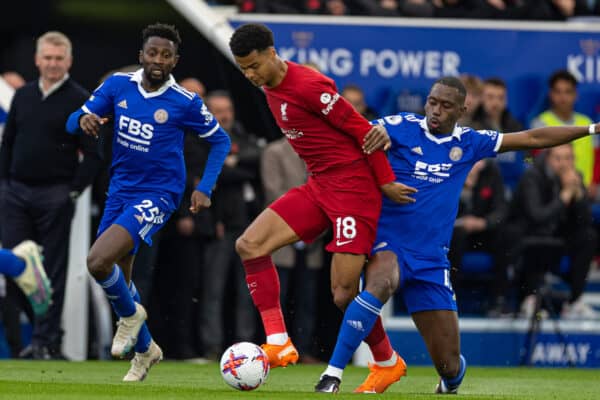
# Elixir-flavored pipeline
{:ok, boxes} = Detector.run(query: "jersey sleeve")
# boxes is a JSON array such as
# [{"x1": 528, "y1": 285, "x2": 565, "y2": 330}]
[
  {"x1": 82, "y1": 76, "x2": 117, "y2": 117},
  {"x1": 181, "y1": 95, "x2": 222, "y2": 138},
  {"x1": 302, "y1": 77, "x2": 395, "y2": 186},
  {"x1": 66, "y1": 76, "x2": 117, "y2": 134},
  {"x1": 373, "y1": 114, "x2": 409, "y2": 149},
  {"x1": 472, "y1": 129, "x2": 503, "y2": 161}
]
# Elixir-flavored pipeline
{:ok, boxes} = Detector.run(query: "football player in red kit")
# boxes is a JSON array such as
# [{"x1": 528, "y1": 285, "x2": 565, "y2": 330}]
[{"x1": 228, "y1": 23, "x2": 414, "y2": 383}]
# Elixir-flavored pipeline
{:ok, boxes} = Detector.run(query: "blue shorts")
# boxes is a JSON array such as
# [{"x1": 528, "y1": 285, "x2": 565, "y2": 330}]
[
  {"x1": 373, "y1": 242, "x2": 456, "y2": 314},
  {"x1": 97, "y1": 193, "x2": 175, "y2": 254}
]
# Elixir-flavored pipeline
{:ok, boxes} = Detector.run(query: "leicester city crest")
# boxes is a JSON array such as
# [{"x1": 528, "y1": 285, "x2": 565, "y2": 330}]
[
  {"x1": 449, "y1": 146, "x2": 463, "y2": 161},
  {"x1": 154, "y1": 109, "x2": 168, "y2": 124}
]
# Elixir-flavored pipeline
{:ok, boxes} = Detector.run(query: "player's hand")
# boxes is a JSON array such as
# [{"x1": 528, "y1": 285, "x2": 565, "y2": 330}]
[
  {"x1": 363, "y1": 125, "x2": 391, "y2": 154},
  {"x1": 189, "y1": 190, "x2": 211, "y2": 214},
  {"x1": 380, "y1": 181, "x2": 418, "y2": 204},
  {"x1": 79, "y1": 113, "x2": 108, "y2": 138}
]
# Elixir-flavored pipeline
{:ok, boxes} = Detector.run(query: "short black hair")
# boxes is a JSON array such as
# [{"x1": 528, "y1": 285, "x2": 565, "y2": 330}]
[
  {"x1": 142, "y1": 23, "x2": 181, "y2": 51},
  {"x1": 483, "y1": 77, "x2": 506, "y2": 89},
  {"x1": 433, "y1": 76, "x2": 467, "y2": 99},
  {"x1": 229, "y1": 23, "x2": 274, "y2": 57},
  {"x1": 549, "y1": 69, "x2": 577, "y2": 89}
]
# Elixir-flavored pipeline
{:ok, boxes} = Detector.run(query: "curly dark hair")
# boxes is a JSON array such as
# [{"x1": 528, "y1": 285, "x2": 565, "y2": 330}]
[
  {"x1": 229, "y1": 23, "x2": 274, "y2": 57},
  {"x1": 142, "y1": 23, "x2": 181, "y2": 51}
]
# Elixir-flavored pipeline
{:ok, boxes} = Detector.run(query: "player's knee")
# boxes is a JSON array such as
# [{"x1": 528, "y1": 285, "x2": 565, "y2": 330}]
[
  {"x1": 365, "y1": 276, "x2": 396, "y2": 303},
  {"x1": 86, "y1": 252, "x2": 113, "y2": 280},
  {"x1": 235, "y1": 235, "x2": 261, "y2": 259},
  {"x1": 332, "y1": 287, "x2": 354, "y2": 310}
]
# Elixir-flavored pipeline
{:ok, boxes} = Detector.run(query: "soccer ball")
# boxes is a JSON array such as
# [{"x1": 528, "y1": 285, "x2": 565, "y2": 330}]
[{"x1": 220, "y1": 342, "x2": 270, "y2": 391}]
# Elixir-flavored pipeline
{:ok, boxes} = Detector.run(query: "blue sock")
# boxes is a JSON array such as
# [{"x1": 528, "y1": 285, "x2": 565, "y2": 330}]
[
  {"x1": 129, "y1": 281, "x2": 152, "y2": 353},
  {"x1": 442, "y1": 354, "x2": 467, "y2": 391},
  {"x1": 0, "y1": 249, "x2": 26, "y2": 277},
  {"x1": 329, "y1": 291, "x2": 383, "y2": 369},
  {"x1": 97, "y1": 266, "x2": 136, "y2": 317}
]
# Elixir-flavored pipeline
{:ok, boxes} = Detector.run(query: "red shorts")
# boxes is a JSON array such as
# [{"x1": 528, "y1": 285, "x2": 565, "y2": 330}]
[{"x1": 269, "y1": 165, "x2": 382, "y2": 255}]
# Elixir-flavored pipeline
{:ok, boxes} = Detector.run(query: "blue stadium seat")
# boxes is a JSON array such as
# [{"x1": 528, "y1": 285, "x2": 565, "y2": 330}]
[{"x1": 460, "y1": 251, "x2": 494, "y2": 274}]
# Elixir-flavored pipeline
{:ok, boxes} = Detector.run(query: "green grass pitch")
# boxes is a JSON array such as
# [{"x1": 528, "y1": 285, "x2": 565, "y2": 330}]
[{"x1": 0, "y1": 360, "x2": 598, "y2": 399}]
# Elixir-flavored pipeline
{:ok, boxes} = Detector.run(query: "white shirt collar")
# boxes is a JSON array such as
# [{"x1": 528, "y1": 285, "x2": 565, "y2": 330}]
[
  {"x1": 39, "y1": 73, "x2": 69, "y2": 99},
  {"x1": 420, "y1": 117, "x2": 464, "y2": 144},
  {"x1": 130, "y1": 68, "x2": 175, "y2": 98}
]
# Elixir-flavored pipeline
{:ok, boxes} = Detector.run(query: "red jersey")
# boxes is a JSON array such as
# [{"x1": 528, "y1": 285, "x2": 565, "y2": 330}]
[{"x1": 264, "y1": 61, "x2": 395, "y2": 186}]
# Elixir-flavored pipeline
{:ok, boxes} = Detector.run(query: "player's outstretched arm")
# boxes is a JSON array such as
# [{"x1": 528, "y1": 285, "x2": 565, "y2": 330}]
[{"x1": 499, "y1": 123, "x2": 597, "y2": 152}]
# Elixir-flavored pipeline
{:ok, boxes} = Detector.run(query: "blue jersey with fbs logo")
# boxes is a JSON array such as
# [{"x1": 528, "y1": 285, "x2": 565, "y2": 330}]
[
  {"x1": 373, "y1": 113, "x2": 503, "y2": 271},
  {"x1": 66, "y1": 69, "x2": 230, "y2": 209}
]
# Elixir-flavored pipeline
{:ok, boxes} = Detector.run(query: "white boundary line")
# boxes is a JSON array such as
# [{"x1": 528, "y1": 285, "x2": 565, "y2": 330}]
[
  {"x1": 385, "y1": 316, "x2": 600, "y2": 333},
  {"x1": 231, "y1": 13, "x2": 600, "y2": 33}
]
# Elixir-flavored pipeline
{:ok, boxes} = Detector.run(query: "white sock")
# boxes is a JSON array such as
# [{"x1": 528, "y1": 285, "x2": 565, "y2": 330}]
[
  {"x1": 375, "y1": 352, "x2": 398, "y2": 367},
  {"x1": 266, "y1": 333, "x2": 288, "y2": 345},
  {"x1": 323, "y1": 365, "x2": 344, "y2": 380}
]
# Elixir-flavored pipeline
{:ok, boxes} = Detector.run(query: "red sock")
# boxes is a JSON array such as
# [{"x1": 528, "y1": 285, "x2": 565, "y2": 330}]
[
  {"x1": 364, "y1": 316, "x2": 394, "y2": 362},
  {"x1": 243, "y1": 255, "x2": 287, "y2": 336}
]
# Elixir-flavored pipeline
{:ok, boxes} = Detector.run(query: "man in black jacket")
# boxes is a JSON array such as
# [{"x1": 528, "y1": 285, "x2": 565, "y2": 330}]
[
  {"x1": 0, "y1": 31, "x2": 101, "y2": 359},
  {"x1": 507, "y1": 144, "x2": 598, "y2": 319}
]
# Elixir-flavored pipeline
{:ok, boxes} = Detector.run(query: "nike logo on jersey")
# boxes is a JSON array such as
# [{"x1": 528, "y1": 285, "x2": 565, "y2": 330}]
[
  {"x1": 336, "y1": 239, "x2": 353, "y2": 246},
  {"x1": 118, "y1": 99, "x2": 128, "y2": 109},
  {"x1": 411, "y1": 146, "x2": 423, "y2": 155}
]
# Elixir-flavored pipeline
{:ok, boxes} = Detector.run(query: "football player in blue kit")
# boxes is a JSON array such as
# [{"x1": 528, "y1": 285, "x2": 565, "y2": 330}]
[
  {"x1": 66, "y1": 23, "x2": 231, "y2": 381},
  {"x1": 317, "y1": 77, "x2": 598, "y2": 394}
]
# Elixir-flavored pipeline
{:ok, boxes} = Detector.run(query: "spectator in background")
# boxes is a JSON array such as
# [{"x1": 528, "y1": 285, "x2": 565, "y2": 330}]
[
  {"x1": 199, "y1": 90, "x2": 260, "y2": 360},
  {"x1": 447, "y1": 159, "x2": 509, "y2": 315},
  {"x1": 178, "y1": 77, "x2": 206, "y2": 98},
  {"x1": 0, "y1": 31, "x2": 102, "y2": 359},
  {"x1": 531, "y1": 70, "x2": 594, "y2": 187},
  {"x1": 341, "y1": 84, "x2": 379, "y2": 121},
  {"x1": 324, "y1": 0, "x2": 349, "y2": 14},
  {"x1": 471, "y1": 78, "x2": 526, "y2": 192},
  {"x1": 507, "y1": 144, "x2": 598, "y2": 319},
  {"x1": 261, "y1": 137, "x2": 323, "y2": 364},
  {"x1": 458, "y1": 74, "x2": 483, "y2": 126},
  {"x1": 471, "y1": 78, "x2": 522, "y2": 133}
]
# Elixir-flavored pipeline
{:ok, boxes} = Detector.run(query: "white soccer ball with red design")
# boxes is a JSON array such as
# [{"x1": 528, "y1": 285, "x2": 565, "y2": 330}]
[{"x1": 220, "y1": 342, "x2": 270, "y2": 391}]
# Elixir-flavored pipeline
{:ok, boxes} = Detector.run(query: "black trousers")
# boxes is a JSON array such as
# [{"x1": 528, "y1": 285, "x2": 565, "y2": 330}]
[{"x1": 1, "y1": 179, "x2": 74, "y2": 351}]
